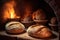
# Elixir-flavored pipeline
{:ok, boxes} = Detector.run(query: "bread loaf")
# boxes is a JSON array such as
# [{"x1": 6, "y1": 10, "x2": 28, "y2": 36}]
[
  {"x1": 5, "y1": 21, "x2": 25, "y2": 34},
  {"x1": 27, "y1": 25, "x2": 52, "y2": 38}
]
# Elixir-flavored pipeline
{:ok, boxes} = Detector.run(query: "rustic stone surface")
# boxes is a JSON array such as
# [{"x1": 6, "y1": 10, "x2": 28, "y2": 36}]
[{"x1": 0, "y1": 31, "x2": 59, "y2": 40}]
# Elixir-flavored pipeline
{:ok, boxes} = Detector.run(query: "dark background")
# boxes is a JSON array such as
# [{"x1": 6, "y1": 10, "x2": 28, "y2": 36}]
[
  {"x1": 0, "y1": 0, "x2": 59, "y2": 31},
  {"x1": 0, "y1": 0, "x2": 59, "y2": 40}
]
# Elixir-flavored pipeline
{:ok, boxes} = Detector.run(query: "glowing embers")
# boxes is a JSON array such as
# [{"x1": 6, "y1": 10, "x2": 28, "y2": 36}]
[{"x1": 3, "y1": 0, "x2": 20, "y2": 20}]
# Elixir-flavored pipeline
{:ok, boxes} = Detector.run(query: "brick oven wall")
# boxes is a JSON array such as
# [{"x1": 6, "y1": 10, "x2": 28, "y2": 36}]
[{"x1": 44, "y1": 0, "x2": 60, "y2": 31}]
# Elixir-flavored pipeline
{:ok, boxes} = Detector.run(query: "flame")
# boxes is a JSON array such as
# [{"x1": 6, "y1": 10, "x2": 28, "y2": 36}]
[
  {"x1": 3, "y1": 0, "x2": 20, "y2": 20},
  {"x1": 9, "y1": 6, "x2": 16, "y2": 19}
]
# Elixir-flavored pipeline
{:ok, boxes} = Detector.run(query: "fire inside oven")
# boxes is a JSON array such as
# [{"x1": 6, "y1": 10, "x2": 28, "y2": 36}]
[{"x1": 0, "y1": 0, "x2": 58, "y2": 39}]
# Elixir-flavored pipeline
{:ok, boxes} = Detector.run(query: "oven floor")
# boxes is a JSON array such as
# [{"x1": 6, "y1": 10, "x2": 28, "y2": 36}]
[{"x1": 0, "y1": 31, "x2": 59, "y2": 40}]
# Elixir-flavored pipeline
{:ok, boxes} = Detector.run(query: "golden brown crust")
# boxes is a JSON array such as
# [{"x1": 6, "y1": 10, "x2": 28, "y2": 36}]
[
  {"x1": 6, "y1": 28, "x2": 25, "y2": 34},
  {"x1": 36, "y1": 28, "x2": 52, "y2": 38},
  {"x1": 27, "y1": 25, "x2": 52, "y2": 38},
  {"x1": 5, "y1": 21, "x2": 25, "y2": 34},
  {"x1": 32, "y1": 9, "x2": 46, "y2": 20}
]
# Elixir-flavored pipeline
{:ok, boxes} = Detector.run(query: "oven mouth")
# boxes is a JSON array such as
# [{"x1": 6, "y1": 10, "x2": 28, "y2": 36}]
[{"x1": 0, "y1": 0, "x2": 58, "y2": 32}]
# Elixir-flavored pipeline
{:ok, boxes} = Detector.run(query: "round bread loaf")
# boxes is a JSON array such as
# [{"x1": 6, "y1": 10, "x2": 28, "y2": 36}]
[
  {"x1": 32, "y1": 9, "x2": 46, "y2": 20},
  {"x1": 27, "y1": 25, "x2": 52, "y2": 38},
  {"x1": 50, "y1": 17, "x2": 57, "y2": 24},
  {"x1": 5, "y1": 21, "x2": 25, "y2": 34}
]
